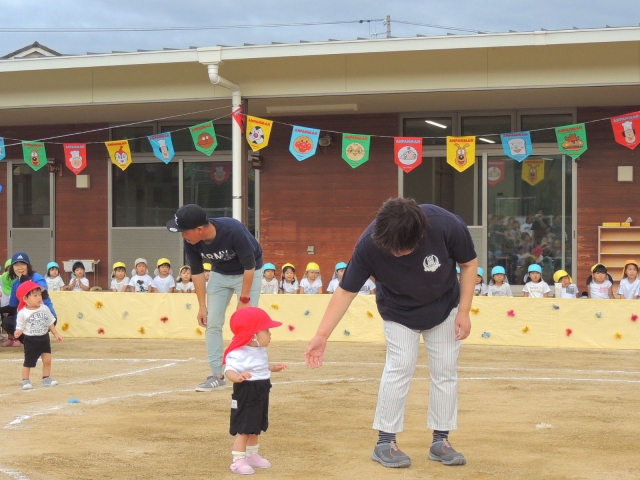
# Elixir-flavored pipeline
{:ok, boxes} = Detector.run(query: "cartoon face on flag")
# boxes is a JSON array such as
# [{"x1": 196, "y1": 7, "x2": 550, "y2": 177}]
[
  {"x1": 394, "y1": 137, "x2": 422, "y2": 173},
  {"x1": 488, "y1": 159, "x2": 505, "y2": 187},
  {"x1": 289, "y1": 126, "x2": 320, "y2": 161},
  {"x1": 500, "y1": 132, "x2": 532, "y2": 162},
  {"x1": 63, "y1": 143, "x2": 87, "y2": 175},
  {"x1": 341, "y1": 133, "x2": 371, "y2": 169},
  {"x1": 555, "y1": 123, "x2": 588, "y2": 159},
  {"x1": 190, "y1": 122, "x2": 218, "y2": 156},
  {"x1": 246, "y1": 116, "x2": 273, "y2": 152},
  {"x1": 106, "y1": 140, "x2": 133, "y2": 171},
  {"x1": 0, "y1": 137, "x2": 5, "y2": 161},
  {"x1": 148, "y1": 132, "x2": 175, "y2": 163},
  {"x1": 610, "y1": 112, "x2": 640, "y2": 150},
  {"x1": 522, "y1": 159, "x2": 544, "y2": 186},
  {"x1": 22, "y1": 142, "x2": 47, "y2": 171},
  {"x1": 210, "y1": 161, "x2": 231, "y2": 185},
  {"x1": 446, "y1": 137, "x2": 476, "y2": 172}
]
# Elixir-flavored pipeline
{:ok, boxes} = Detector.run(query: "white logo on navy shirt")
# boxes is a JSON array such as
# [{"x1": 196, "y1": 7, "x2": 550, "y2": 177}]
[{"x1": 423, "y1": 255, "x2": 441, "y2": 272}]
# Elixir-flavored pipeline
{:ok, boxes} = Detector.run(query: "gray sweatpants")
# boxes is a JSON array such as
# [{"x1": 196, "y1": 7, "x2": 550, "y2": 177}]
[{"x1": 372, "y1": 308, "x2": 460, "y2": 433}]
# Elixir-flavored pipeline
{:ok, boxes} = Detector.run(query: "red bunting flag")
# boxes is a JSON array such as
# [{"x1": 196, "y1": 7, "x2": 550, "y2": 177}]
[
  {"x1": 232, "y1": 106, "x2": 245, "y2": 133},
  {"x1": 610, "y1": 112, "x2": 640, "y2": 150},
  {"x1": 393, "y1": 137, "x2": 422, "y2": 173},
  {"x1": 63, "y1": 143, "x2": 87, "y2": 175}
]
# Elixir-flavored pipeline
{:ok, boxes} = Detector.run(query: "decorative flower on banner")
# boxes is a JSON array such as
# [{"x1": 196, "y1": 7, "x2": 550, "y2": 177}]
[
  {"x1": 22, "y1": 141, "x2": 47, "y2": 171},
  {"x1": 522, "y1": 159, "x2": 545, "y2": 186},
  {"x1": 394, "y1": 137, "x2": 422, "y2": 173},
  {"x1": 289, "y1": 126, "x2": 320, "y2": 161},
  {"x1": 555, "y1": 123, "x2": 588, "y2": 159},
  {"x1": 106, "y1": 140, "x2": 132, "y2": 171},
  {"x1": 342, "y1": 133, "x2": 370, "y2": 169},
  {"x1": 610, "y1": 112, "x2": 640, "y2": 150},
  {"x1": 500, "y1": 132, "x2": 532, "y2": 162},
  {"x1": 246, "y1": 116, "x2": 273, "y2": 152},
  {"x1": 446, "y1": 137, "x2": 475, "y2": 172},
  {"x1": 190, "y1": 121, "x2": 218, "y2": 156},
  {"x1": 0, "y1": 137, "x2": 5, "y2": 161},
  {"x1": 148, "y1": 132, "x2": 175, "y2": 163},
  {"x1": 63, "y1": 143, "x2": 87, "y2": 175}
]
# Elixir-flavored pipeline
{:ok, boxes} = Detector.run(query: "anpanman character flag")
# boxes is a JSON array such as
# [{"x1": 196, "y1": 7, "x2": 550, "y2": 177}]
[
  {"x1": 246, "y1": 116, "x2": 273, "y2": 152},
  {"x1": 190, "y1": 122, "x2": 218, "y2": 156},
  {"x1": 610, "y1": 112, "x2": 640, "y2": 150},
  {"x1": 394, "y1": 137, "x2": 422, "y2": 173},
  {"x1": 22, "y1": 142, "x2": 47, "y2": 171},
  {"x1": 446, "y1": 137, "x2": 475, "y2": 172},
  {"x1": 106, "y1": 140, "x2": 132, "y2": 171},
  {"x1": 63, "y1": 143, "x2": 87, "y2": 175},
  {"x1": 555, "y1": 123, "x2": 588, "y2": 159},
  {"x1": 522, "y1": 159, "x2": 544, "y2": 186}
]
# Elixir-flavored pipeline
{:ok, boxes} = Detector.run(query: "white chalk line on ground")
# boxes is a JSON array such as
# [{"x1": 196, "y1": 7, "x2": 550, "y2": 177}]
[
  {"x1": 0, "y1": 358, "x2": 195, "y2": 363},
  {"x1": 5, "y1": 373, "x2": 640, "y2": 431},
  {"x1": 0, "y1": 359, "x2": 194, "y2": 399},
  {"x1": 0, "y1": 467, "x2": 30, "y2": 480}
]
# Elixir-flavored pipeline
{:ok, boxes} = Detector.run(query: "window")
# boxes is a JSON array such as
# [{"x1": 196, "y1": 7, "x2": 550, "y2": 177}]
[
  {"x1": 461, "y1": 115, "x2": 511, "y2": 142},
  {"x1": 521, "y1": 114, "x2": 574, "y2": 143},
  {"x1": 403, "y1": 117, "x2": 452, "y2": 146},
  {"x1": 12, "y1": 165, "x2": 50, "y2": 228},
  {"x1": 112, "y1": 163, "x2": 179, "y2": 227}
]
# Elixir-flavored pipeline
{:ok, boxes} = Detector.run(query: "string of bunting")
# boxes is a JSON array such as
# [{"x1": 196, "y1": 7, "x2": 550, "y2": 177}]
[{"x1": 0, "y1": 107, "x2": 638, "y2": 178}]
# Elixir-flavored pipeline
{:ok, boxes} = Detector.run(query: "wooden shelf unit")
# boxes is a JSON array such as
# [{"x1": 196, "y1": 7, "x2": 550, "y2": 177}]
[{"x1": 598, "y1": 227, "x2": 640, "y2": 290}]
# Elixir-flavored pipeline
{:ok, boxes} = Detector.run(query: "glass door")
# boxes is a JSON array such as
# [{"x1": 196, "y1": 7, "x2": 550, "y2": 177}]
[
  {"x1": 7, "y1": 161, "x2": 55, "y2": 273},
  {"x1": 485, "y1": 154, "x2": 573, "y2": 288}
]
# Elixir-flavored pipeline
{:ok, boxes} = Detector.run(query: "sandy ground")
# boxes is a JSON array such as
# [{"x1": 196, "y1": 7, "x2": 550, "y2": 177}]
[{"x1": 1, "y1": 339, "x2": 639, "y2": 480}]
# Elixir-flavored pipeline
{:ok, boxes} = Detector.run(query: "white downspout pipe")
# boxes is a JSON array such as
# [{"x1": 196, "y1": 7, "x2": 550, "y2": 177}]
[{"x1": 206, "y1": 63, "x2": 242, "y2": 222}]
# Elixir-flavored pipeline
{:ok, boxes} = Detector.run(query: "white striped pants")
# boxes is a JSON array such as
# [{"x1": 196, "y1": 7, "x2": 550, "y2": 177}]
[{"x1": 372, "y1": 308, "x2": 460, "y2": 433}]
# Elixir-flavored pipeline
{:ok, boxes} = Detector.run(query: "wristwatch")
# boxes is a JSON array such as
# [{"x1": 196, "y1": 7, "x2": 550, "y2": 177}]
[{"x1": 239, "y1": 296, "x2": 251, "y2": 304}]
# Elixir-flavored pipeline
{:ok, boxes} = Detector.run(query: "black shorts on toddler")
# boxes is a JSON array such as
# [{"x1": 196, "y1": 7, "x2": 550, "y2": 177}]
[
  {"x1": 23, "y1": 334, "x2": 52, "y2": 368},
  {"x1": 229, "y1": 378, "x2": 271, "y2": 436}
]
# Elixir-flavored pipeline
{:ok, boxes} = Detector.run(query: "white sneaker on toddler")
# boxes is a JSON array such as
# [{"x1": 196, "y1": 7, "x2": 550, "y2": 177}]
[
  {"x1": 230, "y1": 458, "x2": 254, "y2": 475},
  {"x1": 245, "y1": 453, "x2": 271, "y2": 469}
]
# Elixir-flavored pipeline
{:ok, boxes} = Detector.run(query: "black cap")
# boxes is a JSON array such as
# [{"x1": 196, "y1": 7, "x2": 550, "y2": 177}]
[{"x1": 166, "y1": 204, "x2": 208, "y2": 232}]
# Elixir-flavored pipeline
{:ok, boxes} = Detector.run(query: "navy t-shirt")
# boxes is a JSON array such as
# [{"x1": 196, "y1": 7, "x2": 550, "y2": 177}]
[
  {"x1": 340, "y1": 204, "x2": 477, "y2": 330},
  {"x1": 185, "y1": 217, "x2": 263, "y2": 276}
]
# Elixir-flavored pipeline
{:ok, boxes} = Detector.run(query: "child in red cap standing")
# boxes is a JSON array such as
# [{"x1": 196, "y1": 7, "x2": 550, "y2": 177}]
[
  {"x1": 14, "y1": 281, "x2": 63, "y2": 390},
  {"x1": 223, "y1": 307, "x2": 287, "y2": 475}
]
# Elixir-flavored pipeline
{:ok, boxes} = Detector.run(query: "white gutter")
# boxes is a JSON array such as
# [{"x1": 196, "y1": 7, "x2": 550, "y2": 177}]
[
  {"x1": 205, "y1": 62, "x2": 243, "y2": 223},
  {"x1": 2, "y1": 27, "x2": 640, "y2": 73}
]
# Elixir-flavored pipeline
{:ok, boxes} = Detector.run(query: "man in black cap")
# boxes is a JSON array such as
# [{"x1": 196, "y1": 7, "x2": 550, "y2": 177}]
[{"x1": 167, "y1": 204, "x2": 264, "y2": 392}]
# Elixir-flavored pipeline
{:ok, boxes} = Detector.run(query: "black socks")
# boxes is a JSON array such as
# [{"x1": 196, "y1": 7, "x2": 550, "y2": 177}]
[{"x1": 377, "y1": 431, "x2": 397, "y2": 445}]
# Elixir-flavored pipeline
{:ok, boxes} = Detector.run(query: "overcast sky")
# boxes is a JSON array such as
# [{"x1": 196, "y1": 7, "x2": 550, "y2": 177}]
[{"x1": 2, "y1": 0, "x2": 640, "y2": 56}]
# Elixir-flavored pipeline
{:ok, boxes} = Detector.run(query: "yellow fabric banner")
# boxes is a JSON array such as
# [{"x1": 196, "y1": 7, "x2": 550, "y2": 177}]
[
  {"x1": 246, "y1": 116, "x2": 273, "y2": 152},
  {"x1": 522, "y1": 159, "x2": 545, "y2": 186},
  {"x1": 446, "y1": 137, "x2": 476, "y2": 172},
  {"x1": 106, "y1": 140, "x2": 133, "y2": 171}
]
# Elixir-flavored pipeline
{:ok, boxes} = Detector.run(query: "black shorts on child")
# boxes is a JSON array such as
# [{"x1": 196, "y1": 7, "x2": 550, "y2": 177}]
[
  {"x1": 23, "y1": 334, "x2": 52, "y2": 368},
  {"x1": 230, "y1": 378, "x2": 271, "y2": 436}
]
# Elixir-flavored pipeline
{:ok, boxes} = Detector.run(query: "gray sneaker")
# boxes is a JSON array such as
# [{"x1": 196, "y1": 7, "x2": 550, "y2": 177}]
[
  {"x1": 22, "y1": 380, "x2": 33, "y2": 390},
  {"x1": 42, "y1": 377, "x2": 59, "y2": 387},
  {"x1": 371, "y1": 441, "x2": 411, "y2": 468},
  {"x1": 429, "y1": 439, "x2": 466, "y2": 466},
  {"x1": 195, "y1": 375, "x2": 226, "y2": 392}
]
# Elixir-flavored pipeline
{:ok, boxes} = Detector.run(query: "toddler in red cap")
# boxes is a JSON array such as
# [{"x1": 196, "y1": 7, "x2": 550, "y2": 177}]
[
  {"x1": 223, "y1": 307, "x2": 287, "y2": 475},
  {"x1": 14, "y1": 281, "x2": 63, "y2": 390}
]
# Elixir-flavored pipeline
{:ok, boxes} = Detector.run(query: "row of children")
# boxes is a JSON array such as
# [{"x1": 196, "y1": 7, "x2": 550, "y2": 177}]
[
  {"x1": 108, "y1": 258, "x2": 212, "y2": 293},
  {"x1": 260, "y1": 262, "x2": 376, "y2": 295},
  {"x1": 471, "y1": 260, "x2": 640, "y2": 299}
]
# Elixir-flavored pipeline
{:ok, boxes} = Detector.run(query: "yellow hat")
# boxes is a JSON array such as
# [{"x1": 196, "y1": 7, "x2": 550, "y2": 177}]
[
  {"x1": 306, "y1": 262, "x2": 320, "y2": 272},
  {"x1": 622, "y1": 259, "x2": 639, "y2": 278},
  {"x1": 553, "y1": 270, "x2": 572, "y2": 283},
  {"x1": 112, "y1": 262, "x2": 126, "y2": 270},
  {"x1": 203, "y1": 263, "x2": 212, "y2": 271},
  {"x1": 157, "y1": 258, "x2": 171, "y2": 267},
  {"x1": 591, "y1": 263, "x2": 607, "y2": 273},
  {"x1": 282, "y1": 263, "x2": 295, "y2": 272}
]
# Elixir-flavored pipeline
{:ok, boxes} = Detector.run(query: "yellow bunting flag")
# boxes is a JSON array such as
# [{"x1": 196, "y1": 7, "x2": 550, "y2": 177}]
[
  {"x1": 246, "y1": 116, "x2": 273, "y2": 152},
  {"x1": 446, "y1": 137, "x2": 476, "y2": 172},
  {"x1": 522, "y1": 159, "x2": 544, "y2": 186},
  {"x1": 106, "y1": 140, "x2": 132, "y2": 171}
]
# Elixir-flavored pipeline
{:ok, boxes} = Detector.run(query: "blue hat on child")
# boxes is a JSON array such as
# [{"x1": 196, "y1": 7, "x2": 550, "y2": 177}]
[
  {"x1": 47, "y1": 262, "x2": 59, "y2": 271},
  {"x1": 263, "y1": 263, "x2": 276, "y2": 272},
  {"x1": 528, "y1": 264, "x2": 542, "y2": 273},
  {"x1": 491, "y1": 266, "x2": 506, "y2": 276},
  {"x1": 456, "y1": 266, "x2": 461, "y2": 274},
  {"x1": 477, "y1": 267, "x2": 484, "y2": 277},
  {"x1": 335, "y1": 262, "x2": 348, "y2": 271}
]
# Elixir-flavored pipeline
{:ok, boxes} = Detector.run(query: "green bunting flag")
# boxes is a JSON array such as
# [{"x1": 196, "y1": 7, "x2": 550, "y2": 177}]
[
  {"x1": 341, "y1": 133, "x2": 370, "y2": 169},
  {"x1": 555, "y1": 123, "x2": 588, "y2": 159},
  {"x1": 190, "y1": 121, "x2": 218, "y2": 156},
  {"x1": 22, "y1": 141, "x2": 47, "y2": 171}
]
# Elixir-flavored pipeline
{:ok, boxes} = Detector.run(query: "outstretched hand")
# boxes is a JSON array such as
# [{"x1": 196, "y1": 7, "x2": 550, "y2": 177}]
[{"x1": 305, "y1": 335, "x2": 327, "y2": 369}]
